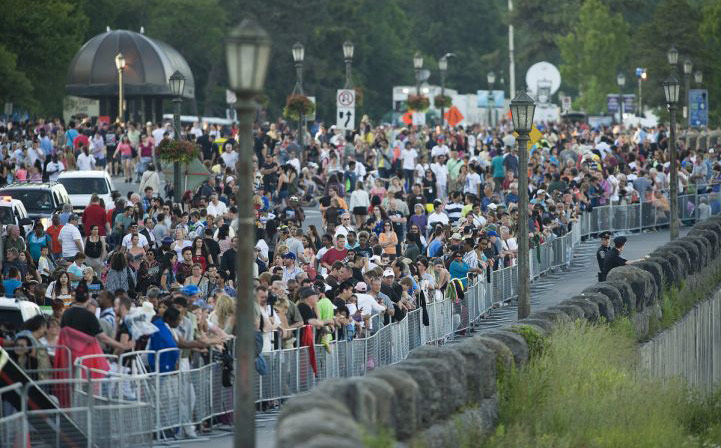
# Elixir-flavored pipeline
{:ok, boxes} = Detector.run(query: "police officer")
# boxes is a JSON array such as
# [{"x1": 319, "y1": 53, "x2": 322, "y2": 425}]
[
  {"x1": 596, "y1": 231, "x2": 612, "y2": 281},
  {"x1": 601, "y1": 236, "x2": 647, "y2": 281}
]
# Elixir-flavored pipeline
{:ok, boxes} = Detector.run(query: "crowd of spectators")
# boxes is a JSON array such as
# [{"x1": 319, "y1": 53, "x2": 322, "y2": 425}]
[{"x1": 0, "y1": 113, "x2": 719, "y2": 429}]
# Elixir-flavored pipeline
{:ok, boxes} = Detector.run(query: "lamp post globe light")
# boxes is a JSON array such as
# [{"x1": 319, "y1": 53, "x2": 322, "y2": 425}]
[
  {"x1": 510, "y1": 89, "x2": 536, "y2": 319},
  {"x1": 114, "y1": 52, "x2": 126, "y2": 123},
  {"x1": 168, "y1": 70, "x2": 185, "y2": 203},
  {"x1": 695, "y1": 70, "x2": 703, "y2": 85},
  {"x1": 413, "y1": 51, "x2": 423, "y2": 95},
  {"x1": 617, "y1": 72, "x2": 626, "y2": 123},
  {"x1": 224, "y1": 17, "x2": 271, "y2": 448},
  {"x1": 487, "y1": 71, "x2": 496, "y2": 127},
  {"x1": 667, "y1": 45, "x2": 679, "y2": 66},
  {"x1": 664, "y1": 72, "x2": 681, "y2": 241},
  {"x1": 343, "y1": 40, "x2": 354, "y2": 89}
]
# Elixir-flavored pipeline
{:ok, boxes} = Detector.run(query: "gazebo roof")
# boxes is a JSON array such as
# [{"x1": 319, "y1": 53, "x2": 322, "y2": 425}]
[{"x1": 66, "y1": 29, "x2": 195, "y2": 99}]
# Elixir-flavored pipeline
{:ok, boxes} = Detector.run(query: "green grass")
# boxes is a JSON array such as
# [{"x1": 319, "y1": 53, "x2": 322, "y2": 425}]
[{"x1": 483, "y1": 321, "x2": 721, "y2": 448}]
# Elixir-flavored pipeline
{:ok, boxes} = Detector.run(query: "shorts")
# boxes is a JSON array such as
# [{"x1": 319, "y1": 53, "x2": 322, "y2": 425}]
[
  {"x1": 353, "y1": 206, "x2": 368, "y2": 216},
  {"x1": 96, "y1": 158, "x2": 107, "y2": 168},
  {"x1": 121, "y1": 154, "x2": 133, "y2": 161}
]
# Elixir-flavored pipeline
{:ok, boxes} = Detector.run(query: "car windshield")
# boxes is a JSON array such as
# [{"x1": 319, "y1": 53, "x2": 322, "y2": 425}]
[
  {"x1": 1, "y1": 190, "x2": 52, "y2": 213},
  {"x1": 0, "y1": 309, "x2": 23, "y2": 334},
  {"x1": 58, "y1": 178, "x2": 109, "y2": 195},
  {"x1": 0, "y1": 207, "x2": 14, "y2": 225}
]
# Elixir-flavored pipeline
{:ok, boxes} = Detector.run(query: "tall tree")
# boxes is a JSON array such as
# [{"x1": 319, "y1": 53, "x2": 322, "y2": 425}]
[
  {"x1": 557, "y1": 0, "x2": 630, "y2": 114},
  {"x1": 0, "y1": 0, "x2": 87, "y2": 115}
]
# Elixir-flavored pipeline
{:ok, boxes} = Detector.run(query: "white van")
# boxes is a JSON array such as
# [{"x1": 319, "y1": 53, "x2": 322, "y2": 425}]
[{"x1": 57, "y1": 171, "x2": 117, "y2": 212}]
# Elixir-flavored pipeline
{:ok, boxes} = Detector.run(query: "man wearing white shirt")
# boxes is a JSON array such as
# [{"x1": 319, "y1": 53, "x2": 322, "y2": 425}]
[
  {"x1": 334, "y1": 213, "x2": 354, "y2": 238},
  {"x1": 427, "y1": 200, "x2": 449, "y2": 231},
  {"x1": 353, "y1": 281, "x2": 385, "y2": 330},
  {"x1": 431, "y1": 138, "x2": 449, "y2": 159},
  {"x1": 76, "y1": 148, "x2": 96, "y2": 171},
  {"x1": 464, "y1": 168, "x2": 482, "y2": 196},
  {"x1": 46, "y1": 157, "x2": 64, "y2": 181},
  {"x1": 219, "y1": 143, "x2": 238, "y2": 167},
  {"x1": 431, "y1": 154, "x2": 449, "y2": 201},
  {"x1": 58, "y1": 214, "x2": 83, "y2": 260},
  {"x1": 206, "y1": 194, "x2": 228, "y2": 217},
  {"x1": 121, "y1": 223, "x2": 150, "y2": 250},
  {"x1": 400, "y1": 143, "x2": 418, "y2": 189}
]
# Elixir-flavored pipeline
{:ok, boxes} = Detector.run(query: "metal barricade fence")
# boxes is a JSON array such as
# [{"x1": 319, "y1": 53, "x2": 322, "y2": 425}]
[{"x1": 6, "y1": 199, "x2": 721, "y2": 445}]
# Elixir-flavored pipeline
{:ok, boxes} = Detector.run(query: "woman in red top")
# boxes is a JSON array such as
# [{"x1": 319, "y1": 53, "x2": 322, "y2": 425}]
[
  {"x1": 190, "y1": 237, "x2": 209, "y2": 272},
  {"x1": 113, "y1": 135, "x2": 134, "y2": 183}
]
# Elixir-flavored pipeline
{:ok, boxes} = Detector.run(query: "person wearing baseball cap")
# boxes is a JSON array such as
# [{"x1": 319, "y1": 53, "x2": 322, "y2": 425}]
[
  {"x1": 282, "y1": 252, "x2": 303, "y2": 282},
  {"x1": 600, "y1": 235, "x2": 647, "y2": 281},
  {"x1": 297, "y1": 287, "x2": 332, "y2": 329},
  {"x1": 596, "y1": 232, "x2": 612, "y2": 281}
]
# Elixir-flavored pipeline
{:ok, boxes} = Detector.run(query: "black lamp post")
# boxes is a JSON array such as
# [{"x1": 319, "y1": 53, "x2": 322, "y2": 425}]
[
  {"x1": 115, "y1": 53, "x2": 126, "y2": 123},
  {"x1": 168, "y1": 70, "x2": 185, "y2": 203},
  {"x1": 487, "y1": 71, "x2": 496, "y2": 127},
  {"x1": 664, "y1": 69, "x2": 681, "y2": 241},
  {"x1": 292, "y1": 42, "x2": 305, "y2": 148},
  {"x1": 225, "y1": 17, "x2": 271, "y2": 448},
  {"x1": 439, "y1": 56, "x2": 447, "y2": 127},
  {"x1": 343, "y1": 40, "x2": 354, "y2": 89},
  {"x1": 510, "y1": 89, "x2": 536, "y2": 319},
  {"x1": 413, "y1": 51, "x2": 423, "y2": 95},
  {"x1": 617, "y1": 72, "x2": 625, "y2": 124},
  {"x1": 683, "y1": 59, "x2": 693, "y2": 119}
]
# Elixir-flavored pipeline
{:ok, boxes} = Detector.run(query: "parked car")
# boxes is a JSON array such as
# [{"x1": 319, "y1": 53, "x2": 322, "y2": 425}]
[
  {"x1": 0, "y1": 196, "x2": 34, "y2": 234},
  {"x1": 57, "y1": 171, "x2": 117, "y2": 213},
  {"x1": 0, "y1": 298, "x2": 42, "y2": 335},
  {"x1": 0, "y1": 182, "x2": 71, "y2": 224}
]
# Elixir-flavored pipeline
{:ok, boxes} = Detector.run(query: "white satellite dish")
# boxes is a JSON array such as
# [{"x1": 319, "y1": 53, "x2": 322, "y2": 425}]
[{"x1": 525, "y1": 62, "x2": 562, "y2": 97}]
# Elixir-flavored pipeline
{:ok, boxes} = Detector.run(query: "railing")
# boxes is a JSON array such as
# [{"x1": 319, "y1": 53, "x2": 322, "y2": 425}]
[{"x1": 2, "y1": 195, "x2": 721, "y2": 445}]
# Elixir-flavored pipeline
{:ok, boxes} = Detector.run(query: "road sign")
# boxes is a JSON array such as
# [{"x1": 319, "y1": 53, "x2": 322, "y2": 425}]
[
  {"x1": 336, "y1": 89, "x2": 356, "y2": 107},
  {"x1": 689, "y1": 89, "x2": 708, "y2": 127},
  {"x1": 337, "y1": 106, "x2": 355, "y2": 130},
  {"x1": 512, "y1": 125, "x2": 542, "y2": 149},
  {"x1": 402, "y1": 111, "x2": 413, "y2": 125},
  {"x1": 561, "y1": 96, "x2": 571, "y2": 113},
  {"x1": 412, "y1": 112, "x2": 425, "y2": 126},
  {"x1": 622, "y1": 94, "x2": 636, "y2": 114},
  {"x1": 445, "y1": 106, "x2": 464, "y2": 127}
]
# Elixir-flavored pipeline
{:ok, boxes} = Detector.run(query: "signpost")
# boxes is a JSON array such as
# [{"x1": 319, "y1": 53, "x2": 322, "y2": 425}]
[
  {"x1": 336, "y1": 89, "x2": 355, "y2": 130},
  {"x1": 688, "y1": 89, "x2": 708, "y2": 127},
  {"x1": 606, "y1": 94, "x2": 620, "y2": 113}
]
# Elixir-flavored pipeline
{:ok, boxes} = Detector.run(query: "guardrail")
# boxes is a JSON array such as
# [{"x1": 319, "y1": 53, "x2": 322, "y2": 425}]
[{"x1": 2, "y1": 194, "x2": 721, "y2": 445}]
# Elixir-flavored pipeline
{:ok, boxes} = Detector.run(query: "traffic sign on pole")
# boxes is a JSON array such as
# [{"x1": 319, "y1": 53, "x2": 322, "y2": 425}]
[
  {"x1": 337, "y1": 107, "x2": 355, "y2": 130},
  {"x1": 336, "y1": 89, "x2": 355, "y2": 107}
]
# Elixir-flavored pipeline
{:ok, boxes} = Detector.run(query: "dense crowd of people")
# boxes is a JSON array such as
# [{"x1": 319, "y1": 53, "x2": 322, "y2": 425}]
[{"x1": 0, "y1": 113, "x2": 719, "y2": 435}]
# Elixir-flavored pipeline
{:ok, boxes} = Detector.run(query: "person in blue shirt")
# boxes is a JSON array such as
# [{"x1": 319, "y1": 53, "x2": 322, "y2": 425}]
[
  {"x1": 448, "y1": 251, "x2": 483, "y2": 289},
  {"x1": 65, "y1": 121, "x2": 79, "y2": 149},
  {"x1": 148, "y1": 306, "x2": 180, "y2": 373},
  {"x1": 3, "y1": 267, "x2": 22, "y2": 298}
]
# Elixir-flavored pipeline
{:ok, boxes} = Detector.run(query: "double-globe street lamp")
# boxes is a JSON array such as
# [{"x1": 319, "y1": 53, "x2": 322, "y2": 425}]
[
  {"x1": 665, "y1": 45, "x2": 681, "y2": 241},
  {"x1": 292, "y1": 42, "x2": 305, "y2": 148},
  {"x1": 225, "y1": 18, "x2": 271, "y2": 448},
  {"x1": 343, "y1": 40, "x2": 354, "y2": 89},
  {"x1": 510, "y1": 89, "x2": 536, "y2": 319},
  {"x1": 115, "y1": 53, "x2": 126, "y2": 123},
  {"x1": 168, "y1": 70, "x2": 185, "y2": 203},
  {"x1": 413, "y1": 51, "x2": 423, "y2": 95}
]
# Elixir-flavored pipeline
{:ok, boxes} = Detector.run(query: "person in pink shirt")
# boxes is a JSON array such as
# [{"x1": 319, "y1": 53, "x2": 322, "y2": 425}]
[{"x1": 113, "y1": 135, "x2": 134, "y2": 183}]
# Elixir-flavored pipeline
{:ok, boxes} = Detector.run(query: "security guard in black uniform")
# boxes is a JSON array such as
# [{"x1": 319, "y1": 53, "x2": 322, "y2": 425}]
[
  {"x1": 600, "y1": 236, "x2": 628, "y2": 282},
  {"x1": 596, "y1": 232, "x2": 612, "y2": 281}
]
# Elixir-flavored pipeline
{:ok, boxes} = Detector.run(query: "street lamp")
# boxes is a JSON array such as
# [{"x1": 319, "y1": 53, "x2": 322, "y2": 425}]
[
  {"x1": 438, "y1": 56, "x2": 447, "y2": 127},
  {"x1": 510, "y1": 89, "x2": 536, "y2": 319},
  {"x1": 343, "y1": 40, "x2": 354, "y2": 89},
  {"x1": 487, "y1": 71, "x2": 496, "y2": 127},
  {"x1": 667, "y1": 45, "x2": 679, "y2": 65},
  {"x1": 664, "y1": 72, "x2": 681, "y2": 241},
  {"x1": 225, "y1": 17, "x2": 271, "y2": 448},
  {"x1": 694, "y1": 70, "x2": 703, "y2": 85},
  {"x1": 291, "y1": 42, "x2": 305, "y2": 148},
  {"x1": 413, "y1": 51, "x2": 423, "y2": 95},
  {"x1": 168, "y1": 70, "x2": 185, "y2": 203},
  {"x1": 114, "y1": 53, "x2": 126, "y2": 123},
  {"x1": 683, "y1": 59, "x2": 692, "y2": 119},
  {"x1": 617, "y1": 72, "x2": 626, "y2": 124}
]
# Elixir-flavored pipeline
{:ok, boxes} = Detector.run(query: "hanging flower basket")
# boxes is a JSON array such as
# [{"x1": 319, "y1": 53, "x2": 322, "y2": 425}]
[
  {"x1": 155, "y1": 139, "x2": 201, "y2": 164},
  {"x1": 407, "y1": 94, "x2": 430, "y2": 112},
  {"x1": 434, "y1": 94, "x2": 452, "y2": 109},
  {"x1": 283, "y1": 94, "x2": 316, "y2": 120}
]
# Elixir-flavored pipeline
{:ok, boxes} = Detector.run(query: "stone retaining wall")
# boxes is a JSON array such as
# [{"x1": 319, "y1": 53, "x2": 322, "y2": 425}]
[{"x1": 275, "y1": 216, "x2": 721, "y2": 448}]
